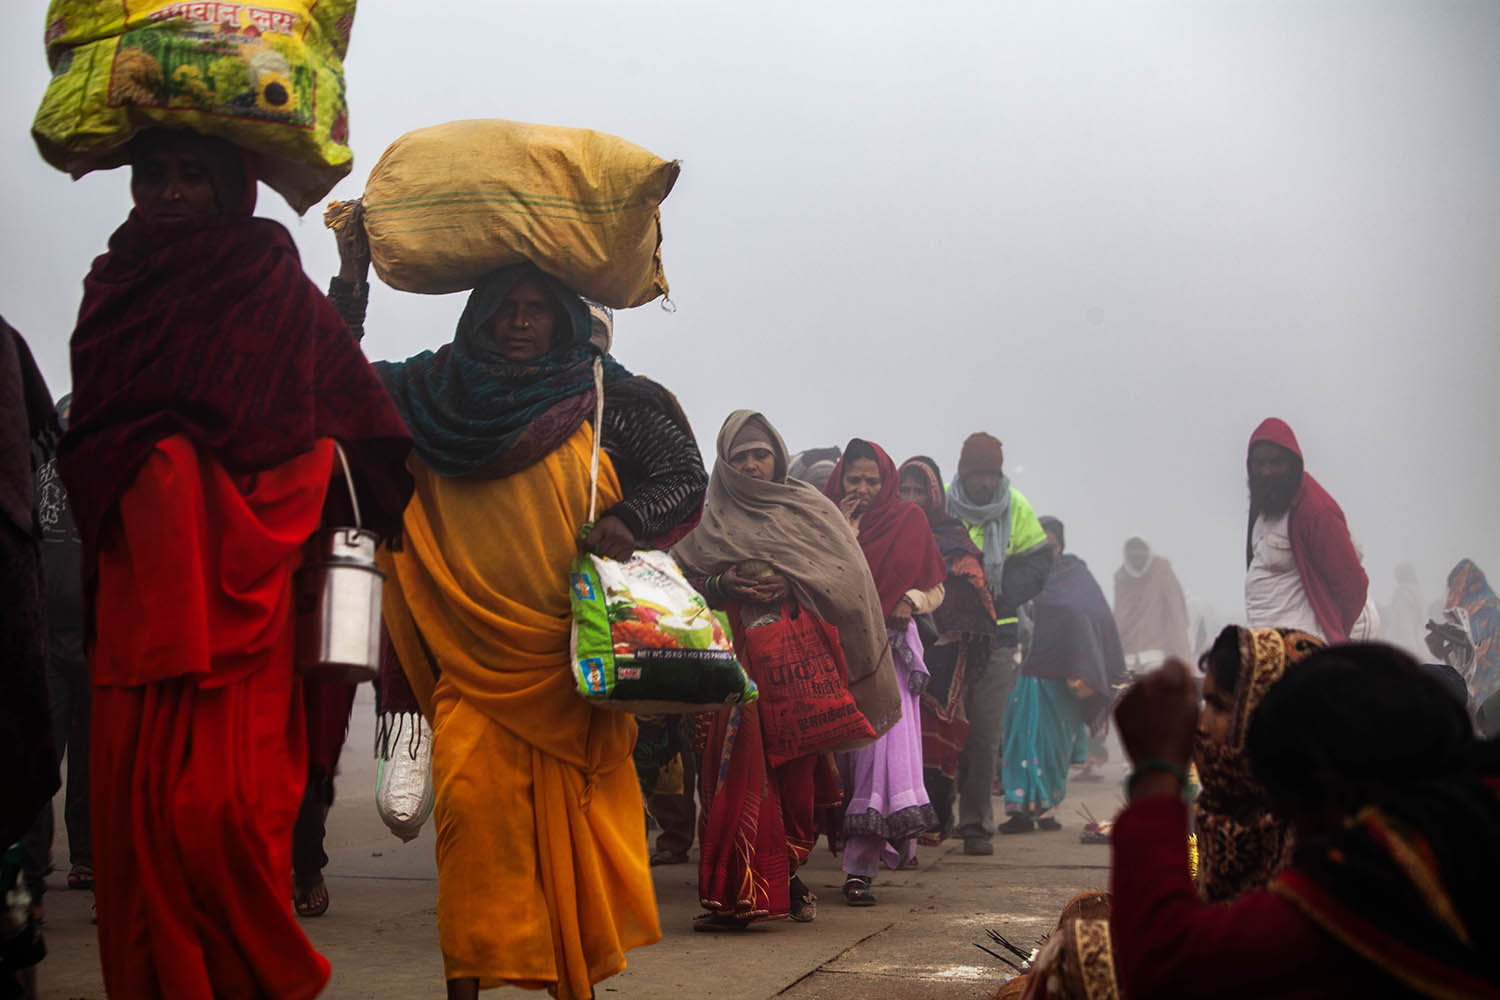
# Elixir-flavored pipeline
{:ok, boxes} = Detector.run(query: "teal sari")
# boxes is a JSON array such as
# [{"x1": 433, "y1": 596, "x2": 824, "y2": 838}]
[{"x1": 1001, "y1": 676, "x2": 1087, "y2": 816}]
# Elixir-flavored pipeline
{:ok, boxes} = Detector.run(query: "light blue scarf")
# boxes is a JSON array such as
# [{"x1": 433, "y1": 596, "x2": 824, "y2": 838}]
[{"x1": 946, "y1": 475, "x2": 1012, "y2": 603}]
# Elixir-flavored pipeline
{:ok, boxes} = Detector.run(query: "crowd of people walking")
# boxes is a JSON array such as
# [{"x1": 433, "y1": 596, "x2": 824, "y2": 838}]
[{"x1": 3, "y1": 124, "x2": 1499, "y2": 1000}]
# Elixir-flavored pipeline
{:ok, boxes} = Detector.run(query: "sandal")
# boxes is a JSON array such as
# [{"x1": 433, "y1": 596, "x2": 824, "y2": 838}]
[
  {"x1": 293, "y1": 878, "x2": 330, "y2": 918},
  {"x1": 692, "y1": 912, "x2": 751, "y2": 932},
  {"x1": 842, "y1": 876, "x2": 877, "y2": 907},
  {"x1": 917, "y1": 830, "x2": 946, "y2": 847},
  {"x1": 67, "y1": 864, "x2": 94, "y2": 891},
  {"x1": 649, "y1": 849, "x2": 689, "y2": 866},
  {"x1": 788, "y1": 875, "x2": 817, "y2": 923}
]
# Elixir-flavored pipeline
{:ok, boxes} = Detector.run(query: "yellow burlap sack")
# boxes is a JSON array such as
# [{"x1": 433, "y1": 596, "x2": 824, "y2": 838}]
[
  {"x1": 360, "y1": 119, "x2": 680, "y2": 308},
  {"x1": 32, "y1": 1, "x2": 357, "y2": 214}
]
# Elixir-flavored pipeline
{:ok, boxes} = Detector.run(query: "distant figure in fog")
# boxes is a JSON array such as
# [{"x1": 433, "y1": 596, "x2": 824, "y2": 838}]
[
  {"x1": 1436, "y1": 559, "x2": 1499, "y2": 714},
  {"x1": 1383, "y1": 561, "x2": 1427, "y2": 656},
  {"x1": 1113, "y1": 537, "x2": 1192, "y2": 670},
  {"x1": 1243, "y1": 418, "x2": 1367, "y2": 643}
]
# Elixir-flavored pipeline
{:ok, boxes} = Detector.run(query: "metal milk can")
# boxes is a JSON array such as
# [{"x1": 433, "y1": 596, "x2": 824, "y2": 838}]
[{"x1": 295, "y1": 442, "x2": 384, "y2": 684}]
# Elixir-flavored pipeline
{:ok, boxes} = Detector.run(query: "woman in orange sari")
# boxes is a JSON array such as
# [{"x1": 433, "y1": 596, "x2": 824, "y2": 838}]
[{"x1": 348, "y1": 252, "x2": 706, "y2": 998}]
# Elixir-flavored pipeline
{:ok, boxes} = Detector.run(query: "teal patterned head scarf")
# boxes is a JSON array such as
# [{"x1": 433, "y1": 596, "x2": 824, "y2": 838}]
[{"x1": 376, "y1": 264, "x2": 631, "y2": 478}]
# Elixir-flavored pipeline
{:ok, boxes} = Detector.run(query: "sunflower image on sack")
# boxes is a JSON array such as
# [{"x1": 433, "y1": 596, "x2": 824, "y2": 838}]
[
  {"x1": 33, "y1": 1, "x2": 357, "y2": 213},
  {"x1": 569, "y1": 542, "x2": 756, "y2": 714}
]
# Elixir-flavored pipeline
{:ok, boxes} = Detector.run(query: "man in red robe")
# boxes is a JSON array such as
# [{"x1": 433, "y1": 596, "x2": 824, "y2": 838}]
[{"x1": 1244, "y1": 418, "x2": 1367, "y2": 643}]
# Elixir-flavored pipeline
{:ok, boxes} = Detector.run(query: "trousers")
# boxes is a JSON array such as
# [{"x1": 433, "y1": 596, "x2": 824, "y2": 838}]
[{"x1": 955, "y1": 642, "x2": 1018, "y2": 840}]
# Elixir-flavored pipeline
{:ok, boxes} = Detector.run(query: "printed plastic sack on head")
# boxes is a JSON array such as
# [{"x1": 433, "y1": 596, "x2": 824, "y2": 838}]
[
  {"x1": 359, "y1": 119, "x2": 678, "y2": 307},
  {"x1": 32, "y1": 1, "x2": 357, "y2": 214},
  {"x1": 570, "y1": 547, "x2": 756, "y2": 714}
]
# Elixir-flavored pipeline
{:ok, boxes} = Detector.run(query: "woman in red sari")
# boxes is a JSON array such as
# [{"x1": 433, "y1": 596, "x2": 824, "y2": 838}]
[
  {"x1": 675, "y1": 412, "x2": 899, "y2": 929},
  {"x1": 59, "y1": 129, "x2": 411, "y2": 999}
]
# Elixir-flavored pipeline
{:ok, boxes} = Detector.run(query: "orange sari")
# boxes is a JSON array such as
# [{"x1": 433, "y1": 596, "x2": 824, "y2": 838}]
[{"x1": 381, "y1": 421, "x2": 660, "y2": 998}]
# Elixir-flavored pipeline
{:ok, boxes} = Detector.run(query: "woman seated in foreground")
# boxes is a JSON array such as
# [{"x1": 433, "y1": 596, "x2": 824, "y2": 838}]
[
  {"x1": 1004, "y1": 625, "x2": 1323, "y2": 999},
  {"x1": 1111, "y1": 643, "x2": 1500, "y2": 998}
]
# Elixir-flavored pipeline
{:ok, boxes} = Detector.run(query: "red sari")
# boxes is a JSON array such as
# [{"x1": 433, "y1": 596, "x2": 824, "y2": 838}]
[
  {"x1": 696, "y1": 609, "x2": 842, "y2": 921},
  {"x1": 90, "y1": 435, "x2": 334, "y2": 1000}
]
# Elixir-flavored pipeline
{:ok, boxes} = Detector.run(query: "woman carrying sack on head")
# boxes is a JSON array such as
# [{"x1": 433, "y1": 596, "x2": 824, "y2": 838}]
[
  {"x1": 333, "y1": 226, "x2": 707, "y2": 1000},
  {"x1": 674, "y1": 411, "x2": 900, "y2": 930},
  {"x1": 60, "y1": 128, "x2": 413, "y2": 1000}
]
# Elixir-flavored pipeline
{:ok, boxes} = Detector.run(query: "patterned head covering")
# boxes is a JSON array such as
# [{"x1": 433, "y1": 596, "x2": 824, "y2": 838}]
[
  {"x1": 1024, "y1": 918, "x2": 1120, "y2": 1000},
  {"x1": 375, "y1": 265, "x2": 631, "y2": 478},
  {"x1": 1444, "y1": 559, "x2": 1498, "y2": 709},
  {"x1": 1193, "y1": 626, "x2": 1324, "y2": 902},
  {"x1": 1228, "y1": 627, "x2": 1325, "y2": 751}
]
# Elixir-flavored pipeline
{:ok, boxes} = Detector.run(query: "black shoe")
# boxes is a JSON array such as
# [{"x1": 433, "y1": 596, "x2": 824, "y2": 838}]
[
  {"x1": 998, "y1": 814, "x2": 1036, "y2": 835},
  {"x1": 842, "y1": 876, "x2": 877, "y2": 906},
  {"x1": 1037, "y1": 817, "x2": 1062, "y2": 832}
]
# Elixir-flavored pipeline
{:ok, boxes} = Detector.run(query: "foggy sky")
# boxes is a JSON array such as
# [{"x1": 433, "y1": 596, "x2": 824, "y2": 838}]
[{"x1": 3, "y1": 0, "x2": 1497, "y2": 640}]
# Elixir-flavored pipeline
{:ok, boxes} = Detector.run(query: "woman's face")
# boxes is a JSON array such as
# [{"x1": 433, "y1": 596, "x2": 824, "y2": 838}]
[
  {"x1": 729, "y1": 446, "x2": 776, "y2": 481},
  {"x1": 487, "y1": 277, "x2": 560, "y2": 361},
  {"x1": 131, "y1": 145, "x2": 222, "y2": 223},
  {"x1": 842, "y1": 458, "x2": 882, "y2": 507},
  {"x1": 1198, "y1": 670, "x2": 1235, "y2": 746},
  {"x1": 898, "y1": 470, "x2": 930, "y2": 509}
]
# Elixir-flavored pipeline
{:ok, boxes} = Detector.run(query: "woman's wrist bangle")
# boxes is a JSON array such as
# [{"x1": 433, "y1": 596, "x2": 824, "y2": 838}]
[{"x1": 1125, "y1": 759, "x2": 1189, "y2": 802}]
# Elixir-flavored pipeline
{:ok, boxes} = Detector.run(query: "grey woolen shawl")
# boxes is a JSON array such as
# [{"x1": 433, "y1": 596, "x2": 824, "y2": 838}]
[{"x1": 674, "y1": 410, "x2": 901, "y2": 736}]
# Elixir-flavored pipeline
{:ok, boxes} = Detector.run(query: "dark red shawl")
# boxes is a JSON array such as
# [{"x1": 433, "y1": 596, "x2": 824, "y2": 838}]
[
  {"x1": 824, "y1": 439, "x2": 944, "y2": 616},
  {"x1": 59, "y1": 204, "x2": 413, "y2": 569}
]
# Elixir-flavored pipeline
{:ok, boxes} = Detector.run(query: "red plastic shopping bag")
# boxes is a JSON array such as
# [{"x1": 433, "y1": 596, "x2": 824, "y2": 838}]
[{"x1": 738, "y1": 605, "x2": 876, "y2": 766}]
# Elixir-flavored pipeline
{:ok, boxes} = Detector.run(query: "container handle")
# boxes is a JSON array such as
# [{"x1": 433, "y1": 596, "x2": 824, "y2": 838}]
[{"x1": 333, "y1": 440, "x2": 362, "y2": 530}]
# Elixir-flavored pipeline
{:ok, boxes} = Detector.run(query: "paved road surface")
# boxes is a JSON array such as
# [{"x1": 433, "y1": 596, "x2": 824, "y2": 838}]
[{"x1": 33, "y1": 684, "x2": 1124, "y2": 999}]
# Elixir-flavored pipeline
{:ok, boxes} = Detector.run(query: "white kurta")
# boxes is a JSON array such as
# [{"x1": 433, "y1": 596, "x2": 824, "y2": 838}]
[{"x1": 1245, "y1": 512, "x2": 1324, "y2": 640}]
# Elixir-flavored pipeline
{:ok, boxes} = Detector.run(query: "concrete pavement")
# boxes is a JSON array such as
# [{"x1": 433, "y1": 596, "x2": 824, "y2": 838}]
[{"x1": 32, "y1": 684, "x2": 1123, "y2": 999}]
